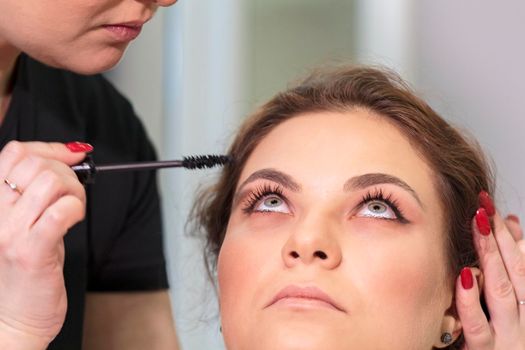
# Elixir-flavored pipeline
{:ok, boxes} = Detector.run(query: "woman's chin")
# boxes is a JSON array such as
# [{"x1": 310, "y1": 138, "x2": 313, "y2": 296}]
[
  {"x1": 224, "y1": 319, "x2": 354, "y2": 350},
  {"x1": 228, "y1": 335, "x2": 354, "y2": 350}
]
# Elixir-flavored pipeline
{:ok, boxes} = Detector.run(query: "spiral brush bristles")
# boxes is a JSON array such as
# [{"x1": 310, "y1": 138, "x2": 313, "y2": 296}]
[{"x1": 182, "y1": 155, "x2": 232, "y2": 169}]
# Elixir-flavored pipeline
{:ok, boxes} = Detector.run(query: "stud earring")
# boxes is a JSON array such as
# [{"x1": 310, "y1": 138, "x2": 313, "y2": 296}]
[{"x1": 441, "y1": 332, "x2": 452, "y2": 345}]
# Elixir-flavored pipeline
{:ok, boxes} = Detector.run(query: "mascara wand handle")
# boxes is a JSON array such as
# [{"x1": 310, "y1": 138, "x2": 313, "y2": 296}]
[
  {"x1": 95, "y1": 160, "x2": 184, "y2": 172},
  {"x1": 71, "y1": 157, "x2": 185, "y2": 184}
]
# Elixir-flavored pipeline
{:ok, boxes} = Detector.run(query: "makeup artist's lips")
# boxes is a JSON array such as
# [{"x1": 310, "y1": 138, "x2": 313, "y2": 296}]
[
  {"x1": 103, "y1": 21, "x2": 145, "y2": 42},
  {"x1": 266, "y1": 285, "x2": 346, "y2": 313}
]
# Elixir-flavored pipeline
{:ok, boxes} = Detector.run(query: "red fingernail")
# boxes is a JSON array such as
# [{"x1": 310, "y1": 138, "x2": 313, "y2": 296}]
[
  {"x1": 66, "y1": 142, "x2": 93, "y2": 153},
  {"x1": 475, "y1": 208, "x2": 491, "y2": 236},
  {"x1": 507, "y1": 214, "x2": 520, "y2": 224},
  {"x1": 460, "y1": 267, "x2": 474, "y2": 290},
  {"x1": 478, "y1": 191, "x2": 495, "y2": 217}
]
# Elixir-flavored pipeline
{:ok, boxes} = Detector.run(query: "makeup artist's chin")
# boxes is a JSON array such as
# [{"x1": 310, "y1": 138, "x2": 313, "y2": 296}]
[{"x1": 46, "y1": 46, "x2": 128, "y2": 75}]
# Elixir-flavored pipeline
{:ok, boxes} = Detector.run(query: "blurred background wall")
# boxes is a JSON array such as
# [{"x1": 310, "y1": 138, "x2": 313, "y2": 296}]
[{"x1": 106, "y1": 0, "x2": 525, "y2": 348}]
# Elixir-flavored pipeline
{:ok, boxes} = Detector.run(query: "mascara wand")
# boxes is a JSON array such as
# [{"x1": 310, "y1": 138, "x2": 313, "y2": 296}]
[{"x1": 72, "y1": 155, "x2": 231, "y2": 184}]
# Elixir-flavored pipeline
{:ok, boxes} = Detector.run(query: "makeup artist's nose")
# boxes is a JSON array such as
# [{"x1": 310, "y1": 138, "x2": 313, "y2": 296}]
[
  {"x1": 281, "y1": 213, "x2": 342, "y2": 270},
  {"x1": 150, "y1": 0, "x2": 178, "y2": 6}
]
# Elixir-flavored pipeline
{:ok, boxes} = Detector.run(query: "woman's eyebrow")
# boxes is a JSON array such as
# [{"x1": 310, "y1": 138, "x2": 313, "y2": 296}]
[
  {"x1": 343, "y1": 173, "x2": 423, "y2": 208},
  {"x1": 237, "y1": 168, "x2": 301, "y2": 193}
]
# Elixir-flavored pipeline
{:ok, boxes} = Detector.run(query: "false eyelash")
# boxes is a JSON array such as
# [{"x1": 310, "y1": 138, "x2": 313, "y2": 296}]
[
  {"x1": 242, "y1": 183, "x2": 285, "y2": 214},
  {"x1": 359, "y1": 188, "x2": 409, "y2": 224}
]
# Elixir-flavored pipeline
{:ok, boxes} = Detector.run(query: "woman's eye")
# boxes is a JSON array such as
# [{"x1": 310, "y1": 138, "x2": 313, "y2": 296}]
[
  {"x1": 254, "y1": 195, "x2": 290, "y2": 214},
  {"x1": 356, "y1": 200, "x2": 397, "y2": 220}
]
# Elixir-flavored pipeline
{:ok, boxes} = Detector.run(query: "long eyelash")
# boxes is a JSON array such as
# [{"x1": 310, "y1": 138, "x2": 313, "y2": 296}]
[
  {"x1": 242, "y1": 183, "x2": 285, "y2": 214},
  {"x1": 359, "y1": 188, "x2": 409, "y2": 224}
]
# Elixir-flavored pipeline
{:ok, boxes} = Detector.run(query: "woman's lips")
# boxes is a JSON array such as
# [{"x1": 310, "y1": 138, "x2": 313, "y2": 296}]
[
  {"x1": 103, "y1": 23, "x2": 143, "y2": 42},
  {"x1": 266, "y1": 285, "x2": 346, "y2": 313}
]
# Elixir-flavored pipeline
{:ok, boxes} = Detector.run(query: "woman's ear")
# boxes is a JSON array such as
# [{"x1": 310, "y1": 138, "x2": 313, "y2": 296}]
[{"x1": 432, "y1": 313, "x2": 462, "y2": 348}]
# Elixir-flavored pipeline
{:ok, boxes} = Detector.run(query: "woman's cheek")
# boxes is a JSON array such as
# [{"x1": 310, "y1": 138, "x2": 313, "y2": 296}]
[
  {"x1": 218, "y1": 214, "x2": 287, "y2": 310},
  {"x1": 349, "y1": 220, "x2": 447, "y2": 319},
  {"x1": 235, "y1": 211, "x2": 293, "y2": 232},
  {"x1": 218, "y1": 211, "x2": 292, "y2": 290}
]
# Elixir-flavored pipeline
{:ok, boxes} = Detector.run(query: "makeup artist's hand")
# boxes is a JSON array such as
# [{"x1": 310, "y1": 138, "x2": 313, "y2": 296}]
[
  {"x1": 0, "y1": 141, "x2": 90, "y2": 349},
  {"x1": 455, "y1": 192, "x2": 525, "y2": 350}
]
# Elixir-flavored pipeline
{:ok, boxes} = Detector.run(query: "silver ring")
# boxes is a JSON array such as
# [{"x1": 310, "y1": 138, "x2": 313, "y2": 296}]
[
  {"x1": 4, "y1": 178, "x2": 23, "y2": 195},
  {"x1": 519, "y1": 300, "x2": 525, "y2": 306}
]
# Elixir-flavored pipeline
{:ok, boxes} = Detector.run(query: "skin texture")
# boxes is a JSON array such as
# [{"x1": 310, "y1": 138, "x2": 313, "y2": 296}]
[
  {"x1": 218, "y1": 110, "x2": 460, "y2": 350},
  {"x1": 0, "y1": 0, "x2": 177, "y2": 75}
]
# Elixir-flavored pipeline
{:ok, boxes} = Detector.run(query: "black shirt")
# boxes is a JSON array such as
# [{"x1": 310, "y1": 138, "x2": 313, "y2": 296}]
[{"x1": 0, "y1": 55, "x2": 169, "y2": 349}]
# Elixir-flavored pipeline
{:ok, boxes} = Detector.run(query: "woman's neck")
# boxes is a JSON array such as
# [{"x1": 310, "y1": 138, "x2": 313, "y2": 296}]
[{"x1": 0, "y1": 39, "x2": 20, "y2": 125}]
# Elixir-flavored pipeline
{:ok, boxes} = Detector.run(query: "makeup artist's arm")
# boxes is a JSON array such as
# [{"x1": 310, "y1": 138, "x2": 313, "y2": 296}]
[
  {"x1": 456, "y1": 208, "x2": 525, "y2": 349},
  {"x1": 82, "y1": 291, "x2": 179, "y2": 350},
  {"x1": 0, "y1": 141, "x2": 89, "y2": 349}
]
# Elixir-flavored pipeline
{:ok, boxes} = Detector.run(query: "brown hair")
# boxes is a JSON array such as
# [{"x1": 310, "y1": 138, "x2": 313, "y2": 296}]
[{"x1": 192, "y1": 65, "x2": 493, "y2": 349}]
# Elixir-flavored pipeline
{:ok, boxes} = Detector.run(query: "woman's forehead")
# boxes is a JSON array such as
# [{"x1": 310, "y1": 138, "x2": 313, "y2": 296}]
[{"x1": 241, "y1": 111, "x2": 428, "y2": 183}]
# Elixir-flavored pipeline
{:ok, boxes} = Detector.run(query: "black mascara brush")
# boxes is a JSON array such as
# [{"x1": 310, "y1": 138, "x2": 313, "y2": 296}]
[{"x1": 72, "y1": 155, "x2": 231, "y2": 184}]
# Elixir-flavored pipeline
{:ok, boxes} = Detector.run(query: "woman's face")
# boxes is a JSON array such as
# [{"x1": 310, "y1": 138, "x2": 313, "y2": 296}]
[
  {"x1": 0, "y1": 0, "x2": 177, "y2": 74},
  {"x1": 218, "y1": 110, "x2": 456, "y2": 350}
]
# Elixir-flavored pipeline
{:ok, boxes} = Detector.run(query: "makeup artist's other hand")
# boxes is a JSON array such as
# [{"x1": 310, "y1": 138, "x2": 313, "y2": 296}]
[
  {"x1": 456, "y1": 192, "x2": 525, "y2": 350},
  {"x1": 0, "y1": 141, "x2": 90, "y2": 349}
]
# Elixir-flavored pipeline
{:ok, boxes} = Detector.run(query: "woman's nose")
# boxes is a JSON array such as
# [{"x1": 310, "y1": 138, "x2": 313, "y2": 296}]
[{"x1": 281, "y1": 214, "x2": 342, "y2": 270}]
